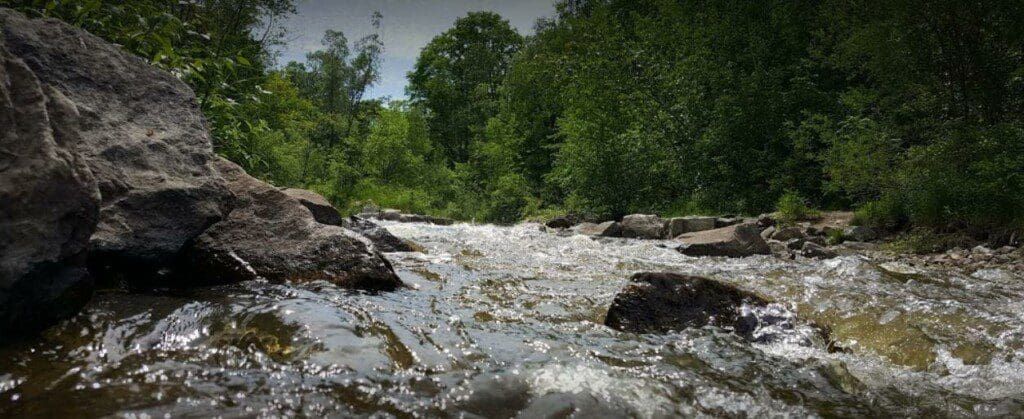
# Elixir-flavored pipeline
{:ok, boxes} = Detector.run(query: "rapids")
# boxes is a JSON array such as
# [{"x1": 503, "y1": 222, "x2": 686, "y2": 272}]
[{"x1": 1, "y1": 222, "x2": 1023, "y2": 417}]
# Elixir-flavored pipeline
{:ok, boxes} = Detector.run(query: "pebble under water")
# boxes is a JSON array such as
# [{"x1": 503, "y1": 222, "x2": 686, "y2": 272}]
[{"x1": 2, "y1": 222, "x2": 1024, "y2": 417}]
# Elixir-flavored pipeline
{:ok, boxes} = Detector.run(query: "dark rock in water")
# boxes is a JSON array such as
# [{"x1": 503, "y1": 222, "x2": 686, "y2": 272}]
[
  {"x1": 677, "y1": 223, "x2": 770, "y2": 258},
  {"x1": 182, "y1": 158, "x2": 404, "y2": 291},
  {"x1": 768, "y1": 240, "x2": 795, "y2": 260},
  {"x1": 757, "y1": 213, "x2": 776, "y2": 228},
  {"x1": 372, "y1": 208, "x2": 454, "y2": 226},
  {"x1": 801, "y1": 242, "x2": 838, "y2": 260},
  {"x1": 0, "y1": 9, "x2": 233, "y2": 282},
  {"x1": 545, "y1": 216, "x2": 574, "y2": 229},
  {"x1": 282, "y1": 188, "x2": 344, "y2": 226},
  {"x1": 0, "y1": 41, "x2": 101, "y2": 338},
  {"x1": 574, "y1": 221, "x2": 621, "y2": 237},
  {"x1": 619, "y1": 214, "x2": 666, "y2": 239},
  {"x1": 605, "y1": 273, "x2": 768, "y2": 337},
  {"x1": 342, "y1": 216, "x2": 416, "y2": 253}
]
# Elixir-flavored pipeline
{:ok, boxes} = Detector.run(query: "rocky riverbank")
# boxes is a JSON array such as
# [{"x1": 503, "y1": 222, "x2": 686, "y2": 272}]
[{"x1": 0, "y1": 9, "x2": 403, "y2": 339}]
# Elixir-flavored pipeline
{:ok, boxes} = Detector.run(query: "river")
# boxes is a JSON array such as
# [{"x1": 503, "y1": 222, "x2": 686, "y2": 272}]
[{"x1": 2, "y1": 222, "x2": 1023, "y2": 417}]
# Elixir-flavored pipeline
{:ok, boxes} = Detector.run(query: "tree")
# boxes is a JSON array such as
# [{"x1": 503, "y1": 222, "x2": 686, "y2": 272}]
[{"x1": 407, "y1": 12, "x2": 524, "y2": 164}]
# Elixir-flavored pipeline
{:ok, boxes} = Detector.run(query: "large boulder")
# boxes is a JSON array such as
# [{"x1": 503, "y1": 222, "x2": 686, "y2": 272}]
[
  {"x1": 0, "y1": 42, "x2": 100, "y2": 338},
  {"x1": 605, "y1": 273, "x2": 768, "y2": 337},
  {"x1": 665, "y1": 216, "x2": 717, "y2": 238},
  {"x1": 182, "y1": 159, "x2": 404, "y2": 291},
  {"x1": 619, "y1": 214, "x2": 665, "y2": 239},
  {"x1": 282, "y1": 188, "x2": 345, "y2": 226},
  {"x1": 676, "y1": 222, "x2": 771, "y2": 258},
  {"x1": 0, "y1": 9, "x2": 233, "y2": 281}
]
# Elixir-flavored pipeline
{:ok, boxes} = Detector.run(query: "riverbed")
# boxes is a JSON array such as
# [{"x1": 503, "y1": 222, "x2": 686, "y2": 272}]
[{"x1": 2, "y1": 222, "x2": 1023, "y2": 417}]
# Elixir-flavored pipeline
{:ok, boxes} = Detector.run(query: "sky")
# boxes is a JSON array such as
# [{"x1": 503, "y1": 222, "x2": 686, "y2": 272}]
[{"x1": 276, "y1": 0, "x2": 557, "y2": 100}]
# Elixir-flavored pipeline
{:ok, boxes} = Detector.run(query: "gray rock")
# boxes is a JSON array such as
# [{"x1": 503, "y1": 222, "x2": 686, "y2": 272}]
[
  {"x1": 575, "y1": 221, "x2": 621, "y2": 237},
  {"x1": 0, "y1": 44, "x2": 101, "y2": 338},
  {"x1": 769, "y1": 241, "x2": 795, "y2": 260},
  {"x1": 771, "y1": 226, "x2": 806, "y2": 241},
  {"x1": 760, "y1": 226, "x2": 777, "y2": 241},
  {"x1": 381, "y1": 209, "x2": 402, "y2": 221},
  {"x1": 785, "y1": 238, "x2": 807, "y2": 250},
  {"x1": 282, "y1": 188, "x2": 344, "y2": 226},
  {"x1": 801, "y1": 242, "x2": 838, "y2": 259},
  {"x1": 342, "y1": 216, "x2": 416, "y2": 253},
  {"x1": 715, "y1": 217, "x2": 743, "y2": 228},
  {"x1": 604, "y1": 273, "x2": 768, "y2": 337},
  {"x1": 619, "y1": 214, "x2": 665, "y2": 239},
  {"x1": 182, "y1": 158, "x2": 404, "y2": 291},
  {"x1": 677, "y1": 223, "x2": 771, "y2": 258},
  {"x1": 0, "y1": 9, "x2": 233, "y2": 282},
  {"x1": 665, "y1": 216, "x2": 717, "y2": 238},
  {"x1": 843, "y1": 226, "x2": 878, "y2": 242}
]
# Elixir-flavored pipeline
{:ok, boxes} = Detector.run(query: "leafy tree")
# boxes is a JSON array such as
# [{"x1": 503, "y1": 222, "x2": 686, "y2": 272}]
[{"x1": 408, "y1": 12, "x2": 524, "y2": 164}]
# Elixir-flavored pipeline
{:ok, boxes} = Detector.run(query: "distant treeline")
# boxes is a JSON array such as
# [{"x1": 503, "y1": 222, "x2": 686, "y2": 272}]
[{"x1": 8, "y1": 0, "x2": 1023, "y2": 237}]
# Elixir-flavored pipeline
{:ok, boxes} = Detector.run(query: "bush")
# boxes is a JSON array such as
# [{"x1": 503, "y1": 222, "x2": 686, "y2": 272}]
[
  {"x1": 775, "y1": 191, "x2": 820, "y2": 224},
  {"x1": 852, "y1": 196, "x2": 907, "y2": 231}
]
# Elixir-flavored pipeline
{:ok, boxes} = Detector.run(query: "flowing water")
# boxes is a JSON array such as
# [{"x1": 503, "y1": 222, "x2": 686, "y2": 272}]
[{"x1": 2, "y1": 222, "x2": 1023, "y2": 417}]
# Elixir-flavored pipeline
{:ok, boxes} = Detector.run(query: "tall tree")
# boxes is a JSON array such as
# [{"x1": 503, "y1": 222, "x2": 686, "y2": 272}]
[{"x1": 407, "y1": 11, "x2": 524, "y2": 164}]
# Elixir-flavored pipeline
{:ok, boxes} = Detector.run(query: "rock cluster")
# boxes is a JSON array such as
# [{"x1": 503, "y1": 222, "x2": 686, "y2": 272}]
[
  {"x1": 0, "y1": 10, "x2": 404, "y2": 339},
  {"x1": 359, "y1": 206, "x2": 454, "y2": 226},
  {"x1": 880, "y1": 245, "x2": 1024, "y2": 276}
]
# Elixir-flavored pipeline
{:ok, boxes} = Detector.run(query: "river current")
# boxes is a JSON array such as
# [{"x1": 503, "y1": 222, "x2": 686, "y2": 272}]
[{"x1": 2, "y1": 222, "x2": 1023, "y2": 417}]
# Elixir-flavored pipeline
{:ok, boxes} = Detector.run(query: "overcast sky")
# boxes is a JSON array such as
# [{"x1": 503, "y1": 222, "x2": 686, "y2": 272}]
[{"x1": 276, "y1": 0, "x2": 557, "y2": 99}]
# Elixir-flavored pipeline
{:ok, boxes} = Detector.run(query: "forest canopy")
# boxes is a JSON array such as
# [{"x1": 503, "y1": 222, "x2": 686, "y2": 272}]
[{"x1": 5, "y1": 0, "x2": 1023, "y2": 236}]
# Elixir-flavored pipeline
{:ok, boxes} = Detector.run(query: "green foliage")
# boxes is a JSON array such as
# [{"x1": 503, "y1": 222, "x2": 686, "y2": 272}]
[
  {"x1": 852, "y1": 196, "x2": 907, "y2": 232},
  {"x1": 775, "y1": 191, "x2": 820, "y2": 225}
]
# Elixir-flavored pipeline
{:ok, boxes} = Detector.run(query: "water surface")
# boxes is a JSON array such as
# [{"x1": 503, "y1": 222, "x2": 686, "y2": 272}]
[{"x1": 2, "y1": 222, "x2": 1023, "y2": 417}]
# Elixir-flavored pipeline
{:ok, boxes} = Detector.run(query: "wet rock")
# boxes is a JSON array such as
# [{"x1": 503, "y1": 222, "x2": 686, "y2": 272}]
[
  {"x1": 605, "y1": 273, "x2": 768, "y2": 336},
  {"x1": 757, "y1": 213, "x2": 776, "y2": 228},
  {"x1": 769, "y1": 241, "x2": 795, "y2": 260},
  {"x1": 0, "y1": 10, "x2": 234, "y2": 281},
  {"x1": 182, "y1": 158, "x2": 403, "y2": 291},
  {"x1": 381, "y1": 209, "x2": 402, "y2": 221},
  {"x1": 282, "y1": 188, "x2": 344, "y2": 226},
  {"x1": 342, "y1": 216, "x2": 415, "y2": 253},
  {"x1": 666, "y1": 216, "x2": 717, "y2": 238},
  {"x1": 545, "y1": 216, "x2": 574, "y2": 229},
  {"x1": 771, "y1": 226, "x2": 806, "y2": 241},
  {"x1": 843, "y1": 226, "x2": 877, "y2": 242},
  {"x1": 619, "y1": 214, "x2": 666, "y2": 239},
  {"x1": 715, "y1": 217, "x2": 743, "y2": 228},
  {"x1": 575, "y1": 221, "x2": 621, "y2": 237},
  {"x1": 677, "y1": 223, "x2": 771, "y2": 258},
  {"x1": 760, "y1": 226, "x2": 777, "y2": 241},
  {"x1": 801, "y1": 242, "x2": 838, "y2": 259},
  {"x1": 0, "y1": 44, "x2": 100, "y2": 338},
  {"x1": 785, "y1": 238, "x2": 807, "y2": 250}
]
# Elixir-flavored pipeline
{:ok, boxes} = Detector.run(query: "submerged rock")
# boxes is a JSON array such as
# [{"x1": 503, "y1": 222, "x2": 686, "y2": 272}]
[
  {"x1": 182, "y1": 158, "x2": 404, "y2": 291},
  {"x1": 677, "y1": 223, "x2": 770, "y2": 258},
  {"x1": 0, "y1": 42, "x2": 100, "y2": 338},
  {"x1": 619, "y1": 214, "x2": 666, "y2": 239},
  {"x1": 0, "y1": 9, "x2": 233, "y2": 282},
  {"x1": 605, "y1": 273, "x2": 768, "y2": 337}
]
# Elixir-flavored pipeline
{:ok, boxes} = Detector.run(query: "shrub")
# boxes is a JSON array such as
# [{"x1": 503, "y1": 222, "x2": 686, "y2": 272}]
[{"x1": 775, "y1": 191, "x2": 820, "y2": 224}]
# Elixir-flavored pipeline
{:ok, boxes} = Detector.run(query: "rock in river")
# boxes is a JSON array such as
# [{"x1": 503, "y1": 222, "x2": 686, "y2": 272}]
[
  {"x1": 0, "y1": 9, "x2": 233, "y2": 281},
  {"x1": 605, "y1": 273, "x2": 769, "y2": 337},
  {"x1": 0, "y1": 38, "x2": 100, "y2": 338},
  {"x1": 182, "y1": 158, "x2": 404, "y2": 291},
  {"x1": 342, "y1": 216, "x2": 417, "y2": 253},
  {"x1": 282, "y1": 188, "x2": 345, "y2": 226},
  {"x1": 619, "y1": 214, "x2": 666, "y2": 239},
  {"x1": 677, "y1": 222, "x2": 771, "y2": 258}
]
